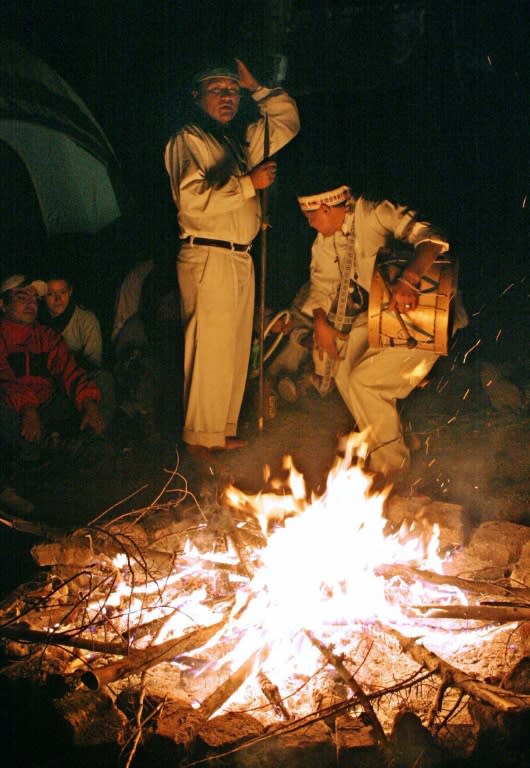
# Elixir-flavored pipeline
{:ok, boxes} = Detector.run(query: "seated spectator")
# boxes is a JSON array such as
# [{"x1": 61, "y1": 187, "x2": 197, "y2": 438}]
[
  {"x1": 113, "y1": 264, "x2": 179, "y2": 444},
  {"x1": 40, "y1": 273, "x2": 116, "y2": 426},
  {"x1": 111, "y1": 258, "x2": 154, "y2": 343},
  {"x1": 0, "y1": 274, "x2": 110, "y2": 501}
]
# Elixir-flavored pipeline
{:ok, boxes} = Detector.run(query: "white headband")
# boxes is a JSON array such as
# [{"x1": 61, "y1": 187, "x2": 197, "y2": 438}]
[{"x1": 297, "y1": 184, "x2": 351, "y2": 211}]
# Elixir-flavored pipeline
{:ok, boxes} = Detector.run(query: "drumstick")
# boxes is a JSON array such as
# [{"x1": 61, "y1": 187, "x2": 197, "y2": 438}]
[
  {"x1": 393, "y1": 306, "x2": 418, "y2": 349},
  {"x1": 378, "y1": 268, "x2": 418, "y2": 349}
]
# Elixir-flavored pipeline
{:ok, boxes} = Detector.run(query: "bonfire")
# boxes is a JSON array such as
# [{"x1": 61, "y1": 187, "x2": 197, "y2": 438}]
[{"x1": 1, "y1": 434, "x2": 529, "y2": 767}]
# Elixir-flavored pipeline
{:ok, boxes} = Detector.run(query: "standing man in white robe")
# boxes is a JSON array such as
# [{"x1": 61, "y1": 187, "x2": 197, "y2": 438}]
[{"x1": 165, "y1": 59, "x2": 299, "y2": 455}]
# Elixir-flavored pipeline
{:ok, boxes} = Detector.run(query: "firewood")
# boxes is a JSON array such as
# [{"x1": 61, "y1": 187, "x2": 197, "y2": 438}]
[
  {"x1": 304, "y1": 629, "x2": 387, "y2": 748},
  {"x1": 375, "y1": 563, "x2": 530, "y2": 601},
  {"x1": 0, "y1": 511, "x2": 63, "y2": 539},
  {"x1": 258, "y1": 670, "x2": 292, "y2": 720},
  {"x1": 157, "y1": 647, "x2": 267, "y2": 752},
  {"x1": 196, "y1": 646, "x2": 266, "y2": 722},
  {"x1": 0, "y1": 624, "x2": 128, "y2": 655},
  {"x1": 383, "y1": 626, "x2": 530, "y2": 713},
  {"x1": 218, "y1": 507, "x2": 256, "y2": 578},
  {"x1": 81, "y1": 619, "x2": 226, "y2": 690},
  {"x1": 412, "y1": 604, "x2": 530, "y2": 623}
]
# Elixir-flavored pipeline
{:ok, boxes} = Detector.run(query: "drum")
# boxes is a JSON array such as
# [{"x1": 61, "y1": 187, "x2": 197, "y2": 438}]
[{"x1": 368, "y1": 253, "x2": 457, "y2": 355}]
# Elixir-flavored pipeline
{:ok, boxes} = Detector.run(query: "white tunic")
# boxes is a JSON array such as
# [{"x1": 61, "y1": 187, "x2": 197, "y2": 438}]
[
  {"x1": 304, "y1": 197, "x2": 452, "y2": 475},
  {"x1": 164, "y1": 87, "x2": 299, "y2": 448}
]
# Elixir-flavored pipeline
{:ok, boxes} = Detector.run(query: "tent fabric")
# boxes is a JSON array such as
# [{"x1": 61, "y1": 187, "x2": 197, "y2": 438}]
[{"x1": 0, "y1": 39, "x2": 125, "y2": 236}]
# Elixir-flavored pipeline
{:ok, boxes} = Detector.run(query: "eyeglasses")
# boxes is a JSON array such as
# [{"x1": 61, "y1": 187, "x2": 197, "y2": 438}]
[{"x1": 206, "y1": 86, "x2": 240, "y2": 97}]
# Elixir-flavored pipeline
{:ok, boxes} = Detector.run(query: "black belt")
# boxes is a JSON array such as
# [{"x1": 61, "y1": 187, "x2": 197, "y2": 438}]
[{"x1": 183, "y1": 236, "x2": 252, "y2": 252}]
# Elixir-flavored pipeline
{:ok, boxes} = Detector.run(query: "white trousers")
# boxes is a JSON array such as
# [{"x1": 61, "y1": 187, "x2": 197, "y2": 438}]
[
  {"x1": 334, "y1": 314, "x2": 439, "y2": 474},
  {"x1": 177, "y1": 243, "x2": 254, "y2": 448}
]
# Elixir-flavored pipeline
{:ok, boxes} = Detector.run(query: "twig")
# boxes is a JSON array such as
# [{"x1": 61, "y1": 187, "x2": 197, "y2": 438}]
[{"x1": 123, "y1": 671, "x2": 147, "y2": 768}]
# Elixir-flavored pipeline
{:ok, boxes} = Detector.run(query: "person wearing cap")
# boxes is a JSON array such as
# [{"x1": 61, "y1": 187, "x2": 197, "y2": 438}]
[
  {"x1": 296, "y1": 173, "x2": 466, "y2": 483},
  {"x1": 0, "y1": 275, "x2": 107, "y2": 499},
  {"x1": 165, "y1": 58, "x2": 299, "y2": 455}
]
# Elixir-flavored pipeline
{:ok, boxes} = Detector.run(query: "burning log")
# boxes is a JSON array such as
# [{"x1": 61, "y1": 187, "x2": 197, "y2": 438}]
[
  {"x1": 195, "y1": 646, "x2": 267, "y2": 723},
  {"x1": 258, "y1": 670, "x2": 292, "y2": 720},
  {"x1": 0, "y1": 511, "x2": 63, "y2": 539},
  {"x1": 0, "y1": 624, "x2": 128, "y2": 655},
  {"x1": 384, "y1": 626, "x2": 530, "y2": 713},
  {"x1": 169, "y1": 647, "x2": 268, "y2": 752},
  {"x1": 217, "y1": 507, "x2": 256, "y2": 578},
  {"x1": 375, "y1": 563, "x2": 530, "y2": 601},
  {"x1": 305, "y1": 629, "x2": 388, "y2": 748},
  {"x1": 412, "y1": 604, "x2": 530, "y2": 623},
  {"x1": 81, "y1": 619, "x2": 226, "y2": 690}
]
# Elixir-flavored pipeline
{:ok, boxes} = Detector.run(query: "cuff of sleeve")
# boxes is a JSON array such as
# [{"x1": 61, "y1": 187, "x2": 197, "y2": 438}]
[
  {"x1": 240, "y1": 174, "x2": 256, "y2": 199},
  {"x1": 414, "y1": 237, "x2": 450, "y2": 253},
  {"x1": 251, "y1": 85, "x2": 271, "y2": 100}
]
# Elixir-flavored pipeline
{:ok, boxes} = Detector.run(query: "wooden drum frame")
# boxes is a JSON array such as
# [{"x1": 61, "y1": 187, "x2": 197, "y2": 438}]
[{"x1": 368, "y1": 254, "x2": 457, "y2": 355}]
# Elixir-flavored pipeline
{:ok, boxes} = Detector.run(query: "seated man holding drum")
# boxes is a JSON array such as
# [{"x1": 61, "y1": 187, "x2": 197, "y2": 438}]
[{"x1": 296, "y1": 168, "x2": 467, "y2": 484}]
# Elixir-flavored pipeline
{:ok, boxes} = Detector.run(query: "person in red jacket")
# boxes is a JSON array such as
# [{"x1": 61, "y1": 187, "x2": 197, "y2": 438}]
[{"x1": 0, "y1": 275, "x2": 107, "y2": 514}]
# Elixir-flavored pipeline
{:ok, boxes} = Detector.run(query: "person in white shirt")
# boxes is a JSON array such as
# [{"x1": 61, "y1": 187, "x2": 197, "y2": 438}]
[
  {"x1": 165, "y1": 58, "x2": 299, "y2": 456},
  {"x1": 296, "y1": 170, "x2": 467, "y2": 483}
]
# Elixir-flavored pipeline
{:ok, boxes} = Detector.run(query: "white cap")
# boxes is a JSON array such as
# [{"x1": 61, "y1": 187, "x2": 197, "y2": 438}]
[{"x1": 0, "y1": 274, "x2": 47, "y2": 297}]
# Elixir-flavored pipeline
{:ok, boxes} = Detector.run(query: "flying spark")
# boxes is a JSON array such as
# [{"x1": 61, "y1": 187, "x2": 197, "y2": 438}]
[{"x1": 463, "y1": 339, "x2": 481, "y2": 364}]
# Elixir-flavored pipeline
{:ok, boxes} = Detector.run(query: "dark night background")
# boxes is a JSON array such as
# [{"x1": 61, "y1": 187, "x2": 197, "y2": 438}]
[{"x1": 2, "y1": 0, "x2": 529, "y2": 366}]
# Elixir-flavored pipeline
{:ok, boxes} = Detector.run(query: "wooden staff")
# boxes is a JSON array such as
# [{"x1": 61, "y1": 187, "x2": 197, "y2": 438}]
[{"x1": 258, "y1": 115, "x2": 270, "y2": 431}]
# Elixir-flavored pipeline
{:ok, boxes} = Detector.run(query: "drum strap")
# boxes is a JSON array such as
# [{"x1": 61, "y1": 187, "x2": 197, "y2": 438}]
[{"x1": 318, "y1": 207, "x2": 367, "y2": 394}]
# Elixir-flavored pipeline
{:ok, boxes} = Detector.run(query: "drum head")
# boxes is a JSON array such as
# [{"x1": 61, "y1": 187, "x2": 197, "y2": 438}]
[{"x1": 368, "y1": 258, "x2": 456, "y2": 355}]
